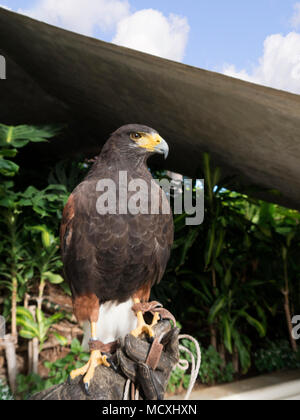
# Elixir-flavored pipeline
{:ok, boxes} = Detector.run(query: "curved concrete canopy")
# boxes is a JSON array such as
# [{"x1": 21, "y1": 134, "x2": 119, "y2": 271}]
[{"x1": 0, "y1": 7, "x2": 300, "y2": 209}]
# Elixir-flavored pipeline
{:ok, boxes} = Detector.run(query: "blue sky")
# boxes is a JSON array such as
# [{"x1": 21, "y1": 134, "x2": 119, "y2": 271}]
[
  {"x1": 1, "y1": 1, "x2": 300, "y2": 93},
  {"x1": 128, "y1": 0, "x2": 298, "y2": 71}
]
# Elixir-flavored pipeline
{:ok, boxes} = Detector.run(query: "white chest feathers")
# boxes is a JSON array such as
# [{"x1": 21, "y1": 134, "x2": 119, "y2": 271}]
[{"x1": 81, "y1": 298, "x2": 138, "y2": 351}]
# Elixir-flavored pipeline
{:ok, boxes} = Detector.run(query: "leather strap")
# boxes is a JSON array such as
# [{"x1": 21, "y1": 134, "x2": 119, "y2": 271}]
[
  {"x1": 89, "y1": 339, "x2": 119, "y2": 354},
  {"x1": 146, "y1": 338, "x2": 163, "y2": 370}
]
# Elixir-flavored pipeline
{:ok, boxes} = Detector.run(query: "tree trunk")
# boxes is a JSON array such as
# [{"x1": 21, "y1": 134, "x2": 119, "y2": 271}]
[
  {"x1": 282, "y1": 257, "x2": 297, "y2": 353},
  {"x1": 282, "y1": 289, "x2": 297, "y2": 353},
  {"x1": 28, "y1": 306, "x2": 39, "y2": 374},
  {"x1": 219, "y1": 342, "x2": 226, "y2": 362},
  {"x1": 233, "y1": 347, "x2": 239, "y2": 374},
  {"x1": 3, "y1": 335, "x2": 17, "y2": 393},
  {"x1": 210, "y1": 324, "x2": 217, "y2": 349},
  {"x1": 210, "y1": 269, "x2": 218, "y2": 349},
  {"x1": 11, "y1": 276, "x2": 17, "y2": 340}
]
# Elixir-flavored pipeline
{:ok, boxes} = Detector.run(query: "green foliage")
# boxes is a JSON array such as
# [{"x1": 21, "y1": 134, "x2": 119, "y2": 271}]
[
  {"x1": 16, "y1": 306, "x2": 64, "y2": 348},
  {"x1": 16, "y1": 373, "x2": 45, "y2": 400},
  {"x1": 167, "y1": 334, "x2": 197, "y2": 393},
  {"x1": 0, "y1": 123, "x2": 69, "y2": 327},
  {"x1": 161, "y1": 152, "x2": 300, "y2": 376},
  {"x1": 0, "y1": 380, "x2": 13, "y2": 400},
  {"x1": 16, "y1": 339, "x2": 89, "y2": 399},
  {"x1": 43, "y1": 338, "x2": 90, "y2": 388},
  {"x1": 48, "y1": 159, "x2": 90, "y2": 194},
  {"x1": 254, "y1": 340, "x2": 300, "y2": 373},
  {"x1": 168, "y1": 366, "x2": 190, "y2": 394},
  {"x1": 199, "y1": 346, "x2": 235, "y2": 385},
  {"x1": 0, "y1": 123, "x2": 61, "y2": 177},
  {"x1": 168, "y1": 344, "x2": 235, "y2": 393}
]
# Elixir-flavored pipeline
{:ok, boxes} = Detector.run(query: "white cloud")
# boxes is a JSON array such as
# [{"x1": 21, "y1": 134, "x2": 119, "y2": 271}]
[
  {"x1": 291, "y1": 2, "x2": 300, "y2": 29},
  {"x1": 17, "y1": 2, "x2": 189, "y2": 62},
  {"x1": 0, "y1": 3, "x2": 12, "y2": 10},
  {"x1": 223, "y1": 32, "x2": 300, "y2": 95},
  {"x1": 18, "y1": 0, "x2": 130, "y2": 36},
  {"x1": 112, "y1": 9, "x2": 190, "y2": 61}
]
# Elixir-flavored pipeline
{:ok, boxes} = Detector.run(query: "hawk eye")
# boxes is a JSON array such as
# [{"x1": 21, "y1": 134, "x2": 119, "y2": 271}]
[{"x1": 130, "y1": 132, "x2": 142, "y2": 140}]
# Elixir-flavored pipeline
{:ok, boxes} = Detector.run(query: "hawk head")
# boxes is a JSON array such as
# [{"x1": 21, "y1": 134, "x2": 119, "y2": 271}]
[{"x1": 109, "y1": 124, "x2": 169, "y2": 160}]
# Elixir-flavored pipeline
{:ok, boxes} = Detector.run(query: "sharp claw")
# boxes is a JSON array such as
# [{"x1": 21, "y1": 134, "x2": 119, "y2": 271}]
[
  {"x1": 107, "y1": 358, "x2": 118, "y2": 372},
  {"x1": 84, "y1": 383, "x2": 91, "y2": 396},
  {"x1": 107, "y1": 359, "x2": 118, "y2": 372},
  {"x1": 148, "y1": 336, "x2": 154, "y2": 344}
]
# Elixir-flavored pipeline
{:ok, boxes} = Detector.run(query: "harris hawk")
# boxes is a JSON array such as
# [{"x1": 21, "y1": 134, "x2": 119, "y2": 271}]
[{"x1": 60, "y1": 124, "x2": 174, "y2": 391}]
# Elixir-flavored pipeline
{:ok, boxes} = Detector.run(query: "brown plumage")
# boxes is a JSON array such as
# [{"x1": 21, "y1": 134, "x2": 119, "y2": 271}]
[{"x1": 60, "y1": 124, "x2": 174, "y2": 324}]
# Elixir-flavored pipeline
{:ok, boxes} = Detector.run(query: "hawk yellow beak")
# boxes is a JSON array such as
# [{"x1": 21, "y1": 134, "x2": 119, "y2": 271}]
[{"x1": 136, "y1": 133, "x2": 169, "y2": 159}]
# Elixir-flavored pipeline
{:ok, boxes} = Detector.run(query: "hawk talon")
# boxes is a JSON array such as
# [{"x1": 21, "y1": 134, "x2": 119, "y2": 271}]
[
  {"x1": 69, "y1": 349, "x2": 110, "y2": 390},
  {"x1": 107, "y1": 358, "x2": 118, "y2": 372},
  {"x1": 148, "y1": 336, "x2": 154, "y2": 344},
  {"x1": 131, "y1": 312, "x2": 160, "y2": 339},
  {"x1": 84, "y1": 383, "x2": 91, "y2": 396}
]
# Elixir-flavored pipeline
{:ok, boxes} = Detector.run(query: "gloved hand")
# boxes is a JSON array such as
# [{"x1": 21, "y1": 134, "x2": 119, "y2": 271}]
[{"x1": 116, "y1": 320, "x2": 180, "y2": 400}]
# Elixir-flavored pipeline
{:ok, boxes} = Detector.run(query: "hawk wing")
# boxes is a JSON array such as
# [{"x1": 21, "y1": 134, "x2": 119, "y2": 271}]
[{"x1": 60, "y1": 175, "x2": 173, "y2": 305}]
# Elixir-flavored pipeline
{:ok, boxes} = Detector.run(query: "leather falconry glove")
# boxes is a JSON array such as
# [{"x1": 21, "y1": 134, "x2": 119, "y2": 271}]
[{"x1": 117, "y1": 320, "x2": 180, "y2": 400}]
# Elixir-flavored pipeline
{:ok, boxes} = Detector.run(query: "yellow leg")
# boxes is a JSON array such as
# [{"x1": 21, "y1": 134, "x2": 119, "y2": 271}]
[
  {"x1": 130, "y1": 298, "x2": 160, "y2": 338},
  {"x1": 69, "y1": 322, "x2": 110, "y2": 392}
]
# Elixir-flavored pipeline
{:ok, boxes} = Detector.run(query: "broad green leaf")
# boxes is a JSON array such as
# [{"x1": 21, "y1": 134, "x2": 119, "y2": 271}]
[
  {"x1": 208, "y1": 296, "x2": 226, "y2": 323},
  {"x1": 16, "y1": 307, "x2": 35, "y2": 322},
  {"x1": 71, "y1": 338, "x2": 82, "y2": 354},
  {"x1": 19, "y1": 330, "x2": 36, "y2": 340},
  {"x1": 182, "y1": 281, "x2": 211, "y2": 304},
  {"x1": 224, "y1": 267, "x2": 232, "y2": 288},
  {"x1": 177, "y1": 229, "x2": 199, "y2": 268},
  {"x1": 43, "y1": 272, "x2": 64, "y2": 285},
  {"x1": 30, "y1": 225, "x2": 54, "y2": 248},
  {"x1": 53, "y1": 333, "x2": 68, "y2": 346},
  {"x1": 223, "y1": 316, "x2": 233, "y2": 354},
  {"x1": 46, "y1": 313, "x2": 64, "y2": 327},
  {"x1": 0, "y1": 159, "x2": 19, "y2": 177},
  {"x1": 16, "y1": 317, "x2": 39, "y2": 336},
  {"x1": 205, "y1": 224, "x2": 215, "y2": 267},
  {"x1": 240, "y1": 311, "x2": 266, "y2": 337},
  {"x1": 0, "y1": 148, "x2": 18, "y2": 158},
  {"x1": 0, "y1": 124, "x2": 61, "y2": 148}
]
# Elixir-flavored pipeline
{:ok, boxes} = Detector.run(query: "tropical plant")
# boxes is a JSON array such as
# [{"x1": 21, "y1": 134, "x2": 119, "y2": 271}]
[
  {"x1": 16, "y1": 338, "x2": 89, "y2": 399},
  {"x1": 16, "y1": 307, "x2": 64, "y2": 348},
  {"x1": 0, "y1": 123, "x2": 67, "y2": 390},
  {"x1": 0, "y1": 380, "x2": 13, "y2": 400},
  {"x1": 254, "y1": 339, "x2": 300, "y2": 373}
]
